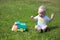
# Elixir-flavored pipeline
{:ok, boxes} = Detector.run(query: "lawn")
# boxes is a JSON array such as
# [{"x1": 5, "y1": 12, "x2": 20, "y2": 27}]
[{"x1": 0, "y1": 0, "x2": 60, "y2": 40}]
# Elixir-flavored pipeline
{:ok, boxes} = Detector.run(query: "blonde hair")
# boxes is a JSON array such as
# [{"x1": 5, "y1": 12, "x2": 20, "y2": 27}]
[{"x1": 38, "y1": 5, "x2": 46, "y2": 14}]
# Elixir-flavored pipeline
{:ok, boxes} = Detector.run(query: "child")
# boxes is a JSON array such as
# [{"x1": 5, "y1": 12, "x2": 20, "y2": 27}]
[{"x1": 31, "y1": 5, "x2": 54, "y2": 32}]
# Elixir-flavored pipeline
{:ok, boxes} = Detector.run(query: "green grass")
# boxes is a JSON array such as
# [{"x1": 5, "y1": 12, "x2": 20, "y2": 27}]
[{"x1": 0, "y1": 0, "x2": 60, "y2": 40}]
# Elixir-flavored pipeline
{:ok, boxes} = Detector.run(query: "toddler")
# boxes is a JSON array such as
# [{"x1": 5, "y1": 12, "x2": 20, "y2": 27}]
[{"x1": 31, "y1": 5, "x2": 54, "y2": 32}]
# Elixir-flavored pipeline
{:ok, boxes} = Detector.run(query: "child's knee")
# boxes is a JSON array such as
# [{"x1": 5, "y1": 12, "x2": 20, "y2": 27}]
[
  {"x1": 35, "y1": 25, "x2": 41, "y2": 32},
  {"x1": 42, "y1": 27, "x2": 48, "y2": 32},
  {"x1": 41, "y1": 25, "x2": 48, "y2": 32},
  {"x1": 35, "y1": 25, "x2": 38, "y2": 29},
  {"x1": 35, "y1": 25, "x2": 40, "y2": 29}
]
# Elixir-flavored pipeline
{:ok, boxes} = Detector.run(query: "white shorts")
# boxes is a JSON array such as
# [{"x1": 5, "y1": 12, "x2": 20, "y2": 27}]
[{"x1": 35, "y1": 25, "x2": 47, "y2": 30}]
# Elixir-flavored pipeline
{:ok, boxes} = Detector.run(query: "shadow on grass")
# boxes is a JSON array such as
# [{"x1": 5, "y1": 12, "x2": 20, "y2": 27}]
[{"x1": 48, "y1": 25, "x2": 59, "y2": 32}]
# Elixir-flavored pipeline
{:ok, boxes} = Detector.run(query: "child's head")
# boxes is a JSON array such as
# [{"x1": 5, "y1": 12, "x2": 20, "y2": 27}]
[{"x1": 38, "y1": 5, "x2": 46, "y2": 17}]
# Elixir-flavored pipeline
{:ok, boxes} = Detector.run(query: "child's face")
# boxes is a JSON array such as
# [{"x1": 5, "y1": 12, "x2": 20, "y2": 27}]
[{"x1": 38, "y1": 11, "x2": 45, "y2": 17}]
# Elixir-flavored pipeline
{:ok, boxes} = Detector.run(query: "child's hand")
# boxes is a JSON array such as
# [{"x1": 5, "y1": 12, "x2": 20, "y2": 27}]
[
  {"x1": 51, "y1": 13, "x2": 55, "y2": 20},
  {"x1": 31, "y1": 16, "x2": 34, "y2": 19}
]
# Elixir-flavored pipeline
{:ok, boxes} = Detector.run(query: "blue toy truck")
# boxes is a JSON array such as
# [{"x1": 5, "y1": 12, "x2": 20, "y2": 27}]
[{"x1": 15, "y1": 21, "x2": 27, "y2": 32}]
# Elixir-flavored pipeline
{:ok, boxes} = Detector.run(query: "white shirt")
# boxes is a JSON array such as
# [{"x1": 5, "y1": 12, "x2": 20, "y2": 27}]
[{"x1": 34, "y1": 15, "x2": 51, "y2": 28}]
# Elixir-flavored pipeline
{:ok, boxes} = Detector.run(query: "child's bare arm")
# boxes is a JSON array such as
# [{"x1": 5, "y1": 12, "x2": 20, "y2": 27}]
[
  {"x1": 50, "y1": 13, "x2": 55, "y2": 21},
  {"x1": 31, "y1": 15, "x2": 38, "y2": 20},
  {"x1": 31, "y1": 16, "x2": 34, "y2": 20}
]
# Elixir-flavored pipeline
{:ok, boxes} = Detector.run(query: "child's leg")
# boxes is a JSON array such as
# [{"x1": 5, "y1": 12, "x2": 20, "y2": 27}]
[
  {"x1": 42, "y1": 25, "x2": 48, "y2": 32},
  {"x1": 35, "y1": 25, "x2": 41, "y2": 32}
]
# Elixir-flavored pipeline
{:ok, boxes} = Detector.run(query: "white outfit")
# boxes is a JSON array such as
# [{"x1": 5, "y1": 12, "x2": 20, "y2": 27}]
[{"x1": 34, "y1": 15, "x2": 51, "y2": 29}]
